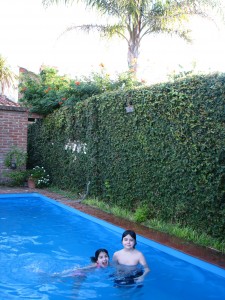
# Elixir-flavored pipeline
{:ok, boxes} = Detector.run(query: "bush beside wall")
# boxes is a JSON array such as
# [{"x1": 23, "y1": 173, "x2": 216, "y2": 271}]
[{"x1": 0, "y1": 106, "x2": 28, "y2": 183}]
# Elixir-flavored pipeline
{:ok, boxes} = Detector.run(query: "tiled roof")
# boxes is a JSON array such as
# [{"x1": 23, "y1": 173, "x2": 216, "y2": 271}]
[{"x1": 0, "y1": 95, "x2": 20, "y2": 107}]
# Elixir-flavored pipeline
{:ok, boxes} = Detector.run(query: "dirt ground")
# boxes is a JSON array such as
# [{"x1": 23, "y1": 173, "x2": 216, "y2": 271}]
[{"x1": 0, "y1": 186, "x2": 225, "y2": 269}]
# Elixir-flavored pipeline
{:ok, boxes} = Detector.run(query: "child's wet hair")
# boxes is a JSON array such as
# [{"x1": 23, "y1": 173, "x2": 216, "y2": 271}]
[
  {"x1": 121, "y1": 230, "x2": 137, "y2": 248},
  {"x1": 90, "y1": 248, "x2": 109, "y2": 263}
]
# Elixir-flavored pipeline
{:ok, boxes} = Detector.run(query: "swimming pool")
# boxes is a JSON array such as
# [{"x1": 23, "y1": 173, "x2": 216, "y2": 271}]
[{"x1": 0, "y1": 193, "x2": 225, "y2": 300}]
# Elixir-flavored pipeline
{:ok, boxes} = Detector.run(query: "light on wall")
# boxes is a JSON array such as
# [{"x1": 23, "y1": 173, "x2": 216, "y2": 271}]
[
  {"x1": 10, "y1": 162, "x2": 17, "y2": 169},
  {"x1": 125, "y1": 101, "x2": 134, "y2": 113}
]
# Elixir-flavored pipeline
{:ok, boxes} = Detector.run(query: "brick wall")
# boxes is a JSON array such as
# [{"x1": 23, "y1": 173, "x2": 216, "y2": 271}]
[{"x1": 0, "y1": 106, "x2": 28, "y2": 183}]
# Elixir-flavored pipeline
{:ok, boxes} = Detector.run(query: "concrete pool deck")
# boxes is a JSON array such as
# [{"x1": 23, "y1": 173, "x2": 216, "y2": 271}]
[{"x1": 0, "y1": 185, "x2": 225, "y2": 270}]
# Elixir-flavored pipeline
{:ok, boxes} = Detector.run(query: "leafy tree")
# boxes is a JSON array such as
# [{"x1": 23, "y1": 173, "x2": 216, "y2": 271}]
[
  {"x1": 42, "y1": 0, "x2": 225, "y2": 76},
  {"x1": 19, "y1": 67, "x2": 71, "y2": 115},
  {"x1": 0, "y1": 55, "x2": 17, "y2": 96},
  {"x1": 19, "y1": 65, "x2": 143, "y2": 115}
]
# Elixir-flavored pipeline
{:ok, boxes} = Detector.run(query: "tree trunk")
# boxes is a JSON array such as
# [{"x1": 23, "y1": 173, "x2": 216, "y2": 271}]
[{"x1": 127, "y1": 24, "x2": 141, "y2": 77}]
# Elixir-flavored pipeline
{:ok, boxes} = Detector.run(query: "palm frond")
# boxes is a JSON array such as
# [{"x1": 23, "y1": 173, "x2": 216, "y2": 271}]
[
  {"x1": 0, "y1": 55, "x2": 17, "y2": 95},
  {"x1": 59, "y1": 23, "x2": 126, "y2": 39},
  {"x1": 42, "y1": 0, "x2": 75, "y2": 8}
]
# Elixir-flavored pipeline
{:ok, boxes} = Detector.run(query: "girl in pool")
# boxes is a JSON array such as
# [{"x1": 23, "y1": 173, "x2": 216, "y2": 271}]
[
  {"x1": 112, "y1": 230, "x2": 150, "y2": 284},
  {"x1": 54, "y1": 248, "x2": 110, "y2": 277},
  {"x1": 90, "y1": 248, "x2": 110, "y2": 268}
]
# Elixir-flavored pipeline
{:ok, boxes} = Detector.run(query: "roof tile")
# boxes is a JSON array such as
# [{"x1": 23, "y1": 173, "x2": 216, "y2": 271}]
[{"x1": 0, "y1": 95, "x2": 20, "y2": 107}]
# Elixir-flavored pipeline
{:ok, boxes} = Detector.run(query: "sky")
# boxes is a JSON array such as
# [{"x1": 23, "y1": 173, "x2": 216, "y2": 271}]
[
  {"x1": 0, "y1": 0, "x2": 128, "y2": 78},
  {"x1": 1, "y1": 0, "x2": 225, "y2": 99}
]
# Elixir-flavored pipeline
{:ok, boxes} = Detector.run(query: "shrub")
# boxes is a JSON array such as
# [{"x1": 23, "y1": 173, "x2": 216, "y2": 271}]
[
  {"x1": 134, "y1": 205, "x2": 150, "y2": 223},
  {"x1": 28, "y1": 166, "x2": 50, "y2": 188},
  {"x1": 3, "y1": 170, "x2": 28, "y2": 187},
  {"x1": 19, "y1": 67, "x2": 144, "y2": 115},
  {"x1": 4, "y1": 146, "x2": 27, "y2": 169}
]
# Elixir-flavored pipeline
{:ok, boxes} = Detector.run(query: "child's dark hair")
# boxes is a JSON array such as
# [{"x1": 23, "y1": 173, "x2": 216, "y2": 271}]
[
  {"x1": 90, "y1": 248, "x2": 109, "y2": 263},
  {"x1": 122, "y1": 230, "x2": 137, "y2": 248}
]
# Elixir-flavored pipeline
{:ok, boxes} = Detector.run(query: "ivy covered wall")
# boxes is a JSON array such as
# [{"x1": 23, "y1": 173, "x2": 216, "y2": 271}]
[{"x1": 28, "y1": 73, "x2": 225, "y2": 241}]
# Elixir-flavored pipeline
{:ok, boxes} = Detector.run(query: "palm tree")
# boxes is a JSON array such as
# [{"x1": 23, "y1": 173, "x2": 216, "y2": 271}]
[
  {"x1": 0, "y1": 55, "x2": 17, "y2": 96},
  {"x1": 43, "y1": 0, "x2": 224, "y2": 76}
]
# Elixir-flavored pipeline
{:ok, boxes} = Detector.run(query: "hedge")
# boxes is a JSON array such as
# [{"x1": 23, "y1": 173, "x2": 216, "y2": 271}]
[{"x1": 28, "y1": 73, "x2": 225, "y2": 241}]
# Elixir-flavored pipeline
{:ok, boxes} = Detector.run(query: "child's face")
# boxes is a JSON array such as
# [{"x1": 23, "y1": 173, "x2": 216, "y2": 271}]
[
  {"x1": 122, "y1": 234, "x2": 136, "y2": 249},
  {"x1": 97, "y1": 251, "x2": 109, "y2": 268}
]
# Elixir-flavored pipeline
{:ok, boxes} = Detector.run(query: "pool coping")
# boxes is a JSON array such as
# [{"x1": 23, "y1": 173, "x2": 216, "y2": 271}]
[{"x1": 0, "y1": 186, "x2": 225, "y2": 271}]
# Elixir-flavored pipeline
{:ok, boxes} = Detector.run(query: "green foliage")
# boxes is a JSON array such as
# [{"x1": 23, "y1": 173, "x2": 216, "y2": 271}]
[
  {"x1": 27, "y1": 106, "x2": 88, "y2": 191},
  {"x1": 0, "y1": 55, "x2": 17, "y2": 95},
  {"x1": 4, "y1": 146, "x2": 27, "y2": 169},
  {"x1": 3, "y1": 170, "x2": 28, "y2": 187},
  {"x1": 19, "y1": 66, "x2": 143, "y2": 115},
  {"x1": 47, "y1": 186, "x2": 79, "y2": 199},
  {"x1": 28, "y1": 72, "x2": 225, "y2": 242},
  {"x1": 83, "y1": 197, "x2": 225, "y2": 253},
  {"x1": 134, "y1": 205, "x2": 150, "y2": 223},
  {"x1": 19, "y1": 67, "x2": 71, "y2": 115},
  {"x1": 28, "y1": 166, "x2": 50, "y2": 188}
]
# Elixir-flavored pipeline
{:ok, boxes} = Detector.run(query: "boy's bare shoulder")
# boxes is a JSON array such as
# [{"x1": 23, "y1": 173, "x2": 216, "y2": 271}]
[
  {"x1": 113, "y1": 249, "x2": 123, "y2": 256},
  {"x1": 134, "y1": 249, "x2": 144, "y2": 257}
]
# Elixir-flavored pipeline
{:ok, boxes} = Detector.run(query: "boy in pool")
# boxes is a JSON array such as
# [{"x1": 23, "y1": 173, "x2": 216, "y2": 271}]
[{"x1": 112, "y1": 230, "x2": 150, "y2": 284}]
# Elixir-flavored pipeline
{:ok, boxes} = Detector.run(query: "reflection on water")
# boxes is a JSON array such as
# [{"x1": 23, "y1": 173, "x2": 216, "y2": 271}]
[{"x1": 0, "y1": 195, "x2": 225, "y2": 299}]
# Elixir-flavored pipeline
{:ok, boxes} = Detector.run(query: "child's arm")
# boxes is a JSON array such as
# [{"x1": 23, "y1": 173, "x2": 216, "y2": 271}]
[
  {"x1": 112, "y1": 251, "x2": 119, "y2": 264},
  {"x1": 134, "y1": 253, "x2": 150, "y2": 282},
  {"x1": 52, "y1": 263, "x2": 97, "y2": 278}
]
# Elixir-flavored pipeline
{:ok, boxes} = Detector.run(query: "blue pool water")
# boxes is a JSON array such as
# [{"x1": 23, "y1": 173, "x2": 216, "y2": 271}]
[{"x1": 0, "y1": 193, "x2": 225, "y2": 300}]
